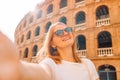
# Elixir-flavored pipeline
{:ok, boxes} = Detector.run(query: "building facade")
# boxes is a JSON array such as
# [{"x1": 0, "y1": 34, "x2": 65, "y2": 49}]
[{"x1": 15, "y1": 0, "x2": 120, "y2": 80}]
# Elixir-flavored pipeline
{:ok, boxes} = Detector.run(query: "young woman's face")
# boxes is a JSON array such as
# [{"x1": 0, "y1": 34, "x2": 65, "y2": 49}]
[{"x1": 51, "y1": 24, "x2": 74, "y2": 48}]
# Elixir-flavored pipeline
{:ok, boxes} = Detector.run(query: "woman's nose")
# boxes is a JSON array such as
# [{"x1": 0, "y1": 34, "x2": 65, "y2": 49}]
[{"x1": 63, "y1": 30, "x2": 68, "y2": 35}]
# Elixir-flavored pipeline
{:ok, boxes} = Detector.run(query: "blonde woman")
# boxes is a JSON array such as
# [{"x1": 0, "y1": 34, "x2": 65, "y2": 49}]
[{"x1": 0, "y1": 22, "x2": 99, "y2": 80}]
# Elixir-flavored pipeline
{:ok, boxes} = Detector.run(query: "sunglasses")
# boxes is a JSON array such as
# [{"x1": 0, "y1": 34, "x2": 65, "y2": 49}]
[{"x1": 54, "y1": 27, "x2": 72, "y2": 36}]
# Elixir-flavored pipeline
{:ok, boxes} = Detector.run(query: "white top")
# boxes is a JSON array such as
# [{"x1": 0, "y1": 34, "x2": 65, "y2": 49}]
[{"x1": 40, "y1": 58, "x2": 99, "y2": 80}]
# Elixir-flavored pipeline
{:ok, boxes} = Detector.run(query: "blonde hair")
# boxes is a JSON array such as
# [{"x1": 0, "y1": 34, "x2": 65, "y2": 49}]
[
  {"x1": 43, "y1": 22, "x2": 81, "y2": 64},
  {"x1": 36, "y1": 46, "x2": 46, "y2": 63}
]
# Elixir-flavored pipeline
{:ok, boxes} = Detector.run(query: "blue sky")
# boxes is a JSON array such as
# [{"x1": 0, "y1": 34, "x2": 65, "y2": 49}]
[{"x1": 0, "y1": 0, "x2": 44, "y2": 42}]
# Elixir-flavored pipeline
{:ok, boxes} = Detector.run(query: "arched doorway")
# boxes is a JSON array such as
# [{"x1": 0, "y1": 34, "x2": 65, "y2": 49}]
[
  {"x1": 24, "y1": 48, "x2": 28, "y2": 58},
  {"x1": 96, "y1": 5, "x2": 109, "y2": 20},
  {"x1": 45, "y1": 22, "x2": 52, "y2": 33},
  {"x1": 97, "y1": 31, "x2": 112, "y2": 56},
  {"x1": 76, "y1": 35, "x2": 86, "y2": 57},
  {"x1": 98, "y1": 31, "x2": 112, "y2": 48},
  {"x1": 77, "y1": 35, "x2": 86, "y2": 50},
  {"x1": 98, "y1": 64, "x2": 117, "y2": 80},
  {"x1": 96, "y1": 5, "x2": 110, "y2": 27},
  {"x1": 32, "y1": 45, "x2": 38, "y2": 56}
]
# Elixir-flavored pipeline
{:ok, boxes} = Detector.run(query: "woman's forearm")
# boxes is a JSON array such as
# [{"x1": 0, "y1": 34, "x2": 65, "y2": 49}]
[{"x1": 21, "y1": 62, "x2": 51, "y2": 80}]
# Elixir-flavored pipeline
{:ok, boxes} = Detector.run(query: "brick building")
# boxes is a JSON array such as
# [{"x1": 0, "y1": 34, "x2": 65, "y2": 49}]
[{"x1": 15, "y1": 0, "x2": 120, "y2": 80}]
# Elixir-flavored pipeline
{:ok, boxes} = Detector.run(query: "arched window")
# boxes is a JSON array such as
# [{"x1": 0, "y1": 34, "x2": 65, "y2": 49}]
[
  {"x1": 60, "y1": 0, "x2": 67, "y2": 8},
  {"x1": 27, "y1": 31, "x2": 31, "y2": 40},
  {"x1": 59, "y1": 16, "x2": 67, "y2": 24},
  {"x1": 75, "y1": 0, "x2": 84, "y2": 3},
  {"x1": 37, "y1": 10, "x2": 42, "y2": 19},
  {"x1": 24, "y1": 48, "x2": 28, "y2": 58},
  {"x1": 75, "y1": 11, "x2": 85, "y2": 24},
  {"x1": 47, "y1": 4, "x2": 53, "y2": 14},
  {"x1": 77, "y1": 35, "x2": 86, "y2": 50},
  {"x1": 33, "y1": 45, "x2": 38, "y2": 56},
  {"x1": 21, "y1": 35, "x2": 24, "y2": 43},
  {"x1": 98, "y1": 64, "x2": 117, "y2": 80},
  {"x1": 35, "y1": 26, "x2": 40, "y2": 36},
  {"x1": 96, "y1": 5, "x2": 109, "y2": 20},
  {"x1": 97, "y1": 31, "x2": 112, "y2": 48},
  {"x1": 45, "y1": 22, "x2": 52, "y2": 33},
  {"x1": 29, "y1": 16, "x2": 33, "y2": 23}
]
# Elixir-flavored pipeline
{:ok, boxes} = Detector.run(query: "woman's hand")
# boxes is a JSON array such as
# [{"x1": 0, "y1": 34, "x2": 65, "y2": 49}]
[{"x1": 0, "y1": 32, "x2": 22, "y2": 80}]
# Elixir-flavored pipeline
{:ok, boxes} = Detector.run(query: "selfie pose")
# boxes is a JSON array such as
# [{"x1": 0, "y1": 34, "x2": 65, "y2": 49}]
[{"x1": 0, "y1": 22, "x2": 99, "y2": 80}]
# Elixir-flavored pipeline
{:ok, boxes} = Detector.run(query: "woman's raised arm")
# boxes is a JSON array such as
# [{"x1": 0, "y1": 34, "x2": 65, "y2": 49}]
[{"x1": 0, "y1": 32, "x2": 51, "y2": 80}]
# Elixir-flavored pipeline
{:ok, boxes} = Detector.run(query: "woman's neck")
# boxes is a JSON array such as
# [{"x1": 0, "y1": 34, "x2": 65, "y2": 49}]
[{"x1": 57, "y1": 47, "x2": 75, "y2": 62}]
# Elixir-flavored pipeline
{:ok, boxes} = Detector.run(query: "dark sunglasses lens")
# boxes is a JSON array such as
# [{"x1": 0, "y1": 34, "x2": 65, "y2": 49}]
[
  {"x1": 65, "y1": 27, "x2": 72, "y2": 32},
  {"x1": 55, "y1": 30, "x2": 64, "y2": 36}
]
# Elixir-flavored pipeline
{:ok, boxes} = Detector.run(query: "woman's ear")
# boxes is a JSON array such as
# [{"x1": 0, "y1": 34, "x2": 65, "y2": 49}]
[{"x1": 51, "y1": 41, "x2": 56, "y2": 48}]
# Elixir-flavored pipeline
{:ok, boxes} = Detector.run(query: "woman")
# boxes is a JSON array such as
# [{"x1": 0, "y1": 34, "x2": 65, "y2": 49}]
[{"x1": 0, "y1": 22, "x2": 99, "y2": 80}]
